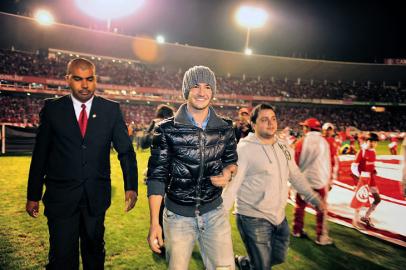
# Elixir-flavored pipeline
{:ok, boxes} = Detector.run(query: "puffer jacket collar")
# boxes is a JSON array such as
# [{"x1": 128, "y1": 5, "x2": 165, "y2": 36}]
[{"x1": 174, "y1": 103, "x2": 228, "y2": 128}]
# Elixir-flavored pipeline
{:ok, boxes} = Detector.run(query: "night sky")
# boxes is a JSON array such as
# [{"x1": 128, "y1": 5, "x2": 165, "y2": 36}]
[{"x1": 1, "y1": 0, "x2": 405, "y2": 63}]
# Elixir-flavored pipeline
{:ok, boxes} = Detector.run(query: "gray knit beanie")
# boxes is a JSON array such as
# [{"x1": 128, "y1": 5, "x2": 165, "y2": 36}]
[{"x1": 182, "y1": 66, "x2": 216, "y2": 99}]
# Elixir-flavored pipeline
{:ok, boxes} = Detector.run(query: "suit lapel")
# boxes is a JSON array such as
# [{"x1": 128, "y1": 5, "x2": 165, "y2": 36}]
[
  {"x1": 64, "y1": 95, "x2": 83, "y2": 140},
  {"x1": 84, "y1": 96, "x2": 99, "y2": 140}
]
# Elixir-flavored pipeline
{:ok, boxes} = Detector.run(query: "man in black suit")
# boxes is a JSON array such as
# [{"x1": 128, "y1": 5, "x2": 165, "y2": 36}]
[{"x1": 26, "y1": 58, "x2": 138, "y2": 270}]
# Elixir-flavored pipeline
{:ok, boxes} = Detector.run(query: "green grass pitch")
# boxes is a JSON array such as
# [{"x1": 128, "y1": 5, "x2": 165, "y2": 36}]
[{"x1": 0, "y1": 142, "x2": 404, "y2": 269}]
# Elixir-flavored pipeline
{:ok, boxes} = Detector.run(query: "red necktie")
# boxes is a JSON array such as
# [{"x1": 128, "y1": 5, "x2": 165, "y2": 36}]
[{"x1": 79, "y1": 104, "x2": 88, "y2": 137}]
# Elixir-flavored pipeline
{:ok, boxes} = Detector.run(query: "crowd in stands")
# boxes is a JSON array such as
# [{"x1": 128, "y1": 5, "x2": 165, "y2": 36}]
[
  {"x1": 1, "y1": 49, "x2": 406, "y2": 103},
  {"x1": 0, "y1": 95, "x2": 41, "y2": 125},
  {"x1": 1, "y1": 48, "x2": 406, "y2": 132},
  {"x1": 1, "y1": 94, "x2": 405, "y2": 132}
]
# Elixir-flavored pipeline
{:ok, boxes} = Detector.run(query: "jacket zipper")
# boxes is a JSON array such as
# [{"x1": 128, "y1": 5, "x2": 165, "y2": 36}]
[{"x1": 196, "y1": 129, "x2": 205, "y2": 215}]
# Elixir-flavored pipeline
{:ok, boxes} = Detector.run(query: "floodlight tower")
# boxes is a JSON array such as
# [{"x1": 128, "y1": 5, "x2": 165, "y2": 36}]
[{"x1": 235, "y1": 5, "x2": 268, "y2": 55}]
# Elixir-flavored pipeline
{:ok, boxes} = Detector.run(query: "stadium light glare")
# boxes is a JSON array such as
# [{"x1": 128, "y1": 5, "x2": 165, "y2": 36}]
[
  {"x1": 236, "y1": 5, "x2": 268, "y2": 53},
  {"x1": 34, "y1": 9, "x2": 55, "y2": 26},
  {"x1": 75, "y1": 0, "x2": 144, "y2": 30},
  {"x1": 236, "y1": 6, "x2": 268, "y2": 29},
  {"x1": 245, "y1": 48, "x2": 253, "y2": 55},
  {"x1": 156, "y1": 35, "x2": 165, "y2": 44}
]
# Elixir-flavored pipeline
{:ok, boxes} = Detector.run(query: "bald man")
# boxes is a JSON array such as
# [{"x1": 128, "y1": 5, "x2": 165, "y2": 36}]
[{"x1": 26, "y1": 58, "x2": 138, "y2": 269}]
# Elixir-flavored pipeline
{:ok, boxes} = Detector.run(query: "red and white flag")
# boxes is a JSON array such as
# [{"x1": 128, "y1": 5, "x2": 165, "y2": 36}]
[{"x1": 350, "y1": 172, "x2": 371, "y2": 209}]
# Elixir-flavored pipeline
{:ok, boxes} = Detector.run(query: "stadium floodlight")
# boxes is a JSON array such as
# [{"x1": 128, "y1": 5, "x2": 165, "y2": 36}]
[
  {"x1": 236, "y1": 5, "x2": 268, "y2": 52},
  {"x1": 75, "y1": 0, "x2": 144, "y2": 30},
  {"x1": 245, "y1": 48, "x2": 253, "y2": 55},
  {"x1": 34, "y1": 9, "x2": 55, "y2": 26},
  {"x1": 156, "y1": 35, "x2": 165, "y2": 44}
]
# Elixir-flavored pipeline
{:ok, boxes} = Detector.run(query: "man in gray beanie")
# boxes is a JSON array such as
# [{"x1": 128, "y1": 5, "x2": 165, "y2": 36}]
[
  {"x1": 147, "y1": 65, "x2": 238, "y2": 270},
  {"x1": 182, "y1": 65, "x2": 217, "y2": 99}
]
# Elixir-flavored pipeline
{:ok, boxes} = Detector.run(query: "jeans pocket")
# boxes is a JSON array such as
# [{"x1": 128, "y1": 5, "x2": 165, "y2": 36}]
[{"x1": 164, "y1": 208, "x2": 177, "y2": 219}]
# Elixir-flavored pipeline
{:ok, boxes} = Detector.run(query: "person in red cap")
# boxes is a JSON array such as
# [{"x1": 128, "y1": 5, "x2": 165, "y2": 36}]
[
  {"x1": 292, "y1": 118, "x2": 333, "y2": 245},
  {"x1": 233, "y1": 107, "x2": 253, "y2": 143}
]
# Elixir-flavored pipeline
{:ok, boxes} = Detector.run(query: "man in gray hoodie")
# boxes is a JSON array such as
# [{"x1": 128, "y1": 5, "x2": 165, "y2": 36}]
[{"x1": 222, "y1": 103, "x2": 325, "y2": 270}]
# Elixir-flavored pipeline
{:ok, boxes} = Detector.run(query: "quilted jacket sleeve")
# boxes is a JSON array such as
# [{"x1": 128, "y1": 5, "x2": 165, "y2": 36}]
[
  {"x1": 146, "y1": 124, "x2": 170, "y2": 197},
  {"x1": 221, "y1": 124, "x2": 238, "y2": 167}
]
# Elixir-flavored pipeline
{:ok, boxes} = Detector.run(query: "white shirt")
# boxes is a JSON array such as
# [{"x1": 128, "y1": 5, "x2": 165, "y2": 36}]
[
  {"x1": 71, "y1": 94, "x2": 94, "y2": 121},
  {"x1": 299, "y1": 131, "x2": 331, "y2": 189}
]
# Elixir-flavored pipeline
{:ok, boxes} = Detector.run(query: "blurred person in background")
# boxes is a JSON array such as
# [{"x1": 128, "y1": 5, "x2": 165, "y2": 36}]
[
  {"x1": 234, "y1": 107, "x2": 253, "y2": 143},
  {"x1": 402, "y1": 138, "x2": 406, "y2": 198},
  {"x1": 351, "y1": 133, "x2": 381, "y2": 229},
  {"x1": 388, "y1": 133, "x2": 398, "y2": 155},
  {"x1": 292, "y1": 118, "x2": 333, "y2": 245},
  {"x1": 143, "y1": 104, "x2": 175, "y2": 257},
  {"x1": 322, "y1": 123, "x2": 339, "y2": 188}
]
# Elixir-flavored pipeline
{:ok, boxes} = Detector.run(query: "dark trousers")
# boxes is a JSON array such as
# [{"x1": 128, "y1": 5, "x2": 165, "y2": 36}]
[
  {"x1": 237, "y1": 214, "x2": 290, "y2": 270},
  {"x1": 46, "y1": 201, "x2": 106, "y2": 270}
]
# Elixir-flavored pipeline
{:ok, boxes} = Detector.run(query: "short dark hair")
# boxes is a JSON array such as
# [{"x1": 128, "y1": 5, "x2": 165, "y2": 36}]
[
  {"x1": 250, "y1": 103, "x2": 276, "y2": 124},
  {"x1": 66, "y1": 58, "x2": 95, "y2": 75},
  {"x1": 156, "y1": 104, "x2": 175, "y2": 119},
  {"x1": 367, "y1": 132, "x2": 379, "y2": 142}
]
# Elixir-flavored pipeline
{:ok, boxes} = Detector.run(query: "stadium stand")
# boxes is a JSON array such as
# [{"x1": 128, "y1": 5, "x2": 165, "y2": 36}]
[{"x1": 0, "y1": 12, "x2": 405, "y2": 134}]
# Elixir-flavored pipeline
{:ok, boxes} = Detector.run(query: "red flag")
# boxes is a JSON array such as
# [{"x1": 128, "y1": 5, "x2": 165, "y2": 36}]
[{"x1": 350, "y1": 172, "x2": 371, "y2": 209}]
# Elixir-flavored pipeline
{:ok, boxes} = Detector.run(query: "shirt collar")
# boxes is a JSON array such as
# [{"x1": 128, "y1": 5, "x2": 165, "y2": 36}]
[
  {"x1": 71, "y1": 94, "x2": 94, "y2": 108},
  {"x1": 185, "y1": 107, "x2": 211, "y2": 130}
]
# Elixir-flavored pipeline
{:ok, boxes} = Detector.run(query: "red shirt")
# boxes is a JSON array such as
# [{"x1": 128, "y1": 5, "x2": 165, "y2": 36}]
[
  {"x1": 354, "y1": 148, "x2": 377, "y2": 186},
  {"x1": 390, "y1": 137, "x2": 398, "y2": 143}
]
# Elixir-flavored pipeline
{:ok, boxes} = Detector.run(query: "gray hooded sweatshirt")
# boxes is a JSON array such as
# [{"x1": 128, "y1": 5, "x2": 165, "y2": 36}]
[{"x1": 222, "y1": 132, "x2": 321, "y2": 225}]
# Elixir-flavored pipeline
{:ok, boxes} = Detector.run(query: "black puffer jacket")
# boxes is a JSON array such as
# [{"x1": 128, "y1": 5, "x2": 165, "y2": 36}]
[{"x1": 147, "y1": 104, "x2": 238, "y2": 217}]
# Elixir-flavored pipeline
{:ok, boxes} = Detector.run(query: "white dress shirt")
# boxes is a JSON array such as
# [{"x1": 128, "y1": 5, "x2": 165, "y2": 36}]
[{"x1": 71, "y1": 94, "x2": 94, "y2": 121}]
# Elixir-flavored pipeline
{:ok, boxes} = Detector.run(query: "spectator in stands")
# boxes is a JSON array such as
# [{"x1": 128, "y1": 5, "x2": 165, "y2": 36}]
[
  {"x1": 222, "y1": 103, "x2": 324, "y2": 269},
  {"x1": 146, "y1": 66, "x2": 237, "y2": 269},
  {"x1": 233, "y1": 107, "x2": 253, "y2": 143},
  {"x1": 26, "y1": 58, "x2": 138, "y2": 269},
  {"x1": 293, "y1": 118, "x2": 333, "y2": 245}
]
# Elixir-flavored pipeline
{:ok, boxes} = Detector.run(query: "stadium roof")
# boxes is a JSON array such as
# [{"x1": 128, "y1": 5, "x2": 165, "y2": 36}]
[{"x1": 1, "y1": 12, "x2": 406, "y2": 82}]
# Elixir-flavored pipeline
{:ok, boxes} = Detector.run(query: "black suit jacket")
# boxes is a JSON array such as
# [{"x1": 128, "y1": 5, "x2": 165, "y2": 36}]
[{"x1": 27, "y1": 95, "x2": 138, "y2": 218}]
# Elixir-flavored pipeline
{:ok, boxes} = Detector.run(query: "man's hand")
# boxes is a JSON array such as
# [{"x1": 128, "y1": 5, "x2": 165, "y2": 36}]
[
  {"x1": 125, "y1": 190, "x2": 138, "y2": 212},
  {"x1": 210, "y1": 171, "x2": 231, "y2": 187},
  {"x1": 210, "y1": 165, "x2": 238, "y2": 187},
  {"x1": 26, "y1": 200, "x2": 39, "y2": 218},
  {"x1": 147, "y1": 223, "x2": 164, "y2": 254}
]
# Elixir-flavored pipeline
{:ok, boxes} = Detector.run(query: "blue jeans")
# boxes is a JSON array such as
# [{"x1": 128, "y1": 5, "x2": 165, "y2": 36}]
[
  {"x1": 236, "y1": 214, "x2": 290, "y2": 270},
  {"x1": 163, "y1": 205, "x2": 235, "y2": 270}
]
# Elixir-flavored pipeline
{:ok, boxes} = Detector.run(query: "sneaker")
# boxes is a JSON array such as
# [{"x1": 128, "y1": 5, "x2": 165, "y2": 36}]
[
  {"x1": 360, "y1": 216, "x2": 375, "y2": 227},
  {"x1": 292, "y1": 231, "x2": 309, "y2": 239},
  {"x1": 235, "y1": 255, "x2": 250, "y2": 270},
  {"x1": 315, "y1": 235, "x2": 334, "y2": 246},
  {"x1": 352, "y1": 220, "x2": 366, "y2": 230}
]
